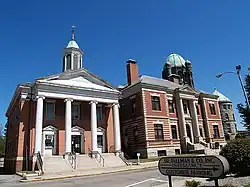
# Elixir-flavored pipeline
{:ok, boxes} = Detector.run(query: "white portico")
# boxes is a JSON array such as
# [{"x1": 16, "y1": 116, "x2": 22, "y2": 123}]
[{"x1": 32, "y1": 28, "x2": 122, "y2": 157}]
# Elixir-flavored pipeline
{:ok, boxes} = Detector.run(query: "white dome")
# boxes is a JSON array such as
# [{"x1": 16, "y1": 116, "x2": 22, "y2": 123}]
[{"x1": 67, "y1": 40, "x2": 79, "y2": 49}]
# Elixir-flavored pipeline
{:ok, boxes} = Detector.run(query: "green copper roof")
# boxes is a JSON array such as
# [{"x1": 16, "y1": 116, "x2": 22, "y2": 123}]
[
  {"x1": 166, "y1": 53, "x2": 186, "y2": 67},
  {"x1": 212, "y1": 89, "x2": 231, "y2": 102}
]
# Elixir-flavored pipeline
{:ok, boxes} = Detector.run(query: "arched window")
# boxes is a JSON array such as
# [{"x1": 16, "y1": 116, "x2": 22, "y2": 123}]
[
  {"x1": 66, "y1": 54, "x2": 71, "y2": 70},
  {"x1": 73, "y1": 54, "x2": 78, "y2": 69},
  {"x1": 225, "y1": 113, "x2": 229, "y2": 121}
]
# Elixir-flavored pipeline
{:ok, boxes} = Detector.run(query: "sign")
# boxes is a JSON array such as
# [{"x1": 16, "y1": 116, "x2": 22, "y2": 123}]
[
  {"x1": 137, "y1": 153, "x2": 141, "y2": 157},
  {"x1": 158, "y1": 155, "x2": 229, "y2": 179}
]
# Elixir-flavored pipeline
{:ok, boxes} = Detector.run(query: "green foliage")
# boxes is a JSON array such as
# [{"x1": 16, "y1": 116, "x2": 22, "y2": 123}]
[
  {"x1": 220, "y1": 137, "x2": 250, "y2": 175},
  {"x1": 237, "y1": 74, "x2": 250, "y2": 130},
  {"x1": 244, "y1": 184, "x2": 250, "y2": 187},
  {"x1": 185, "y1": 180, "x2": 201, "y2": 187}
]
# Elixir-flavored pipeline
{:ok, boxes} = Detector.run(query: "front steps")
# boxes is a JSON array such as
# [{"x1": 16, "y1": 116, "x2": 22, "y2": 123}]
[
  {"x1": 102, "y1": 153, "x2": 127, "y2": 168},
  {"x1": 41, "y1": 153, "x2": 127, "y2": 173},
  {"x1": 43, "y1": 156, "x2": 72, "y2": 173},
  {"x1": 187, "y1": 142, "x2": 221, "y2": 155}
]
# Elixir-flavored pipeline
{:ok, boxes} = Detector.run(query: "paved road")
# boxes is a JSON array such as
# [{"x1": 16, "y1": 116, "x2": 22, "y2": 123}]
[{"x1": 0, "y1": 168, "x2": 188, "y2": 187}]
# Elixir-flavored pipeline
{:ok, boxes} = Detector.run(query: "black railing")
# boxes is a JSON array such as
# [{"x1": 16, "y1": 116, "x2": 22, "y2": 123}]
[{"x1": 37, "y1": 151, "x2": 44, "y2": 175}]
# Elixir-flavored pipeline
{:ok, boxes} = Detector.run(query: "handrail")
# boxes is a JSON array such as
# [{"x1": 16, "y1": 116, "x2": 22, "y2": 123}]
[
  {"x1": 67, "y1": 152, "x2": 76, "y2": 170},
  {"x1": 119, "y1": 152, "x2": 130, "y2": 166},
  {"x1": 37, "y1": 151, "x2": 44, "y2": 175},
  {"x1": 88, "y1": 148, "x2": 104, "y2": 167},
  {"x1": 96, "y1": 151, "x2": 105, "y2": 167}
]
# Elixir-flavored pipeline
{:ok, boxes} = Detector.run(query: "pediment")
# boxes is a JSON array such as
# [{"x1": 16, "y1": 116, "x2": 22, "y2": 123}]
[
  {"x1": 72, "y1": 125, "x2": 84, "y2": 133},
  {"x1": 36, "y1": 69, "x2": 119, "y2": 93},
  {"x1": 178, "y1": 85, "x2": 198, "y2": 93},
  {"x1": 97, "y1": 127, "x2": 105, "y2": 132},
  {"x1": 43, "y1": 125, "x2": 58, "y2": 131}
]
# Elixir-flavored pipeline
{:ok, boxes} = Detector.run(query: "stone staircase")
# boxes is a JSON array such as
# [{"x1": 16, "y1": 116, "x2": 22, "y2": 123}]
[
  {"x1": 43, "y1": 156, "x2": 72, "y2": 173},
  {"x1": 42, "y1": 153, "x2": 128, "y2": 174},
  {"x1": 76, "y1": 154, "x2": 101, "y2": 169},
  {"x1": 102, "y1": 153, "x2": 127, "y2": 168}
]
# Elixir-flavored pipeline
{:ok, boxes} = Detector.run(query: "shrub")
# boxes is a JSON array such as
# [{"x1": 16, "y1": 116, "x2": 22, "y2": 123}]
[
  {"x1": 185, "y1": 180, "x2": 201, "y2": 187},
  {"x1": 220, "y1": 137, "x2": 250, "y2": 175}
]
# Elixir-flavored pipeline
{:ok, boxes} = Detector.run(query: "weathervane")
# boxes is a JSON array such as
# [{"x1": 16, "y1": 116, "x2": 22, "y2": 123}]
[{"x1": 71, "y1": 25, "x2": 76, "y2": 40}]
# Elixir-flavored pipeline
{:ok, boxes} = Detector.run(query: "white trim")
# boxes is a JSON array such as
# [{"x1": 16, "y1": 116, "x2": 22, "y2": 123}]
[
  {"x1": 146, "y1": 115, "x2": 169, "y2": 119},
  {"x1": 150, "y1": 93, "x2": 160, "y2": 97},
  {"x1": 179, "y1": 93, "x2": 198, "y2": 100},
  {"x1": 153, "y1": 120, "x2": 164, "y2": 124},
  {"x1": 204, "y1": 98, "x2": 218, "y2": 102},
  {"x1": 38, "y1": 91, "x2": 118, "y2": 104},
  {"x1": 208, "y1": 101, "x2": 215, "y2": 104},
  {"x1": 142, "y1": 88, "x2": 166, "y2": 94}
]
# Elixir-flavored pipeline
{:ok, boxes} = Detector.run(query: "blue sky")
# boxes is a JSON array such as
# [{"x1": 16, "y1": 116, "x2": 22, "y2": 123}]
[{"x1": 0, "y1": 1, "x2": 249, "y2": 130}]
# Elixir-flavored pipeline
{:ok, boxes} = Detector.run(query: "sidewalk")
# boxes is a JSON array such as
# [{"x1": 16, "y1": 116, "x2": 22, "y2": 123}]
[
  {"x1": 19, "y1": 161, "x2": 158, "y2": 182},
  {"x1": 155, "y1": 177, "x2": 206, "y2": 187}
]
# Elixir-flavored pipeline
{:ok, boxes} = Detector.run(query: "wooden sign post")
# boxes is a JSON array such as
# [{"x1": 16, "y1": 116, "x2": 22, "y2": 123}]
[{"x1": 158, "y1": 155, "x2": 230, "y2": 187}]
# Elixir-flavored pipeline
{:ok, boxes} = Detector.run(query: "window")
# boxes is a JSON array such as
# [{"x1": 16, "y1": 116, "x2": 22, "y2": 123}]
[
  {"x1": 183, "y1": 100, "x2": 189, "y2": 114},
  {"x1": 131, "y1": 98, "x2": 136, "y2": 113},
  {"x1": 213, "y1": 125, "x2": 220, "y2": 138},
  {"x1": 45, "y1": 135, "x2": 54, "y2": 148},
  {"x1": 209, "y1": 103, "x2": 216, "y2": 115},
  {"x1": 196, "y1": 104, "x2": 200, "y2": 115},
  {"x1": 157, "y1": 150, "x2": 167, "y2": 157},
  {"x1": 171, "y1": 125, "x2": 178, "y2": 139},
  {"x1": 227, "y1": 123, "x2": 232, "y2": 133},
  {"x1": 73, "y1": 54, "x2": 78, "y2": 69},
  {"x1": 225, "y1": 113, "x2": 229, "y2": 121},
  {"x1": 46, "y1": 102, "x2": 55, "y2": 120},
  {"x1": 72, "y1": 103, "x2": 80, "y2": 120},
  {"x1": 233, "y1": 113, "x2": 235, "y2": 121},
  {"x1": 151, "y1": 96, "x2": 161, "y2": 111},
  {"x1": 133, "y1": 126, "x2": 138, "y2": 141},
  {"x1": 199, "y1": 126, "x2": 203, "y2": 137},
  {"x1": 228, "y1": 105, "x2": 231, "y2": 109},
  {"x1": 154, "y1": 124, "x2": 164, "y2": 140},
  {"x1": 223, "y1": 105, "x2": 227, "y2": 110},
  {"x1": 66, "y1": 54, "x2": 71, "y2": 69},
  {"x1": 168, "y1": 100, "x2": 175, "y2": 113},
  {"x1": 175, "y1": 149, "x2": 180, "y2": 155},
  {"x1": 97, "y1": 105, "x2": 102, "y2": 121}
]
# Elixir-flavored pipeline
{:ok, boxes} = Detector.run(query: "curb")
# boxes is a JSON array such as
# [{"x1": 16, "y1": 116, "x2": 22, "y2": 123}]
[{"x1": 19, "y1": 165, "x2": 158, "y2": 183}]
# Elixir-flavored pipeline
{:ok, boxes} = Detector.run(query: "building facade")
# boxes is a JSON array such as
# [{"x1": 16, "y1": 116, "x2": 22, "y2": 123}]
[
  {"x1": 4, "y1": 31, "x2": 123, "y2": 173},
  {"x1": 119, "y1": 54, "x2": 226, "y2": 158},
  {"x1": 212, "y1": 89, "x2": 237, "y2": 139}
]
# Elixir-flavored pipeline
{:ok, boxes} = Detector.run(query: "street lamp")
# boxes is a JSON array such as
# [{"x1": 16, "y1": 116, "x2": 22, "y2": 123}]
[{"x1": 216, "y1": 65, "x2": 250, "y2": 110}]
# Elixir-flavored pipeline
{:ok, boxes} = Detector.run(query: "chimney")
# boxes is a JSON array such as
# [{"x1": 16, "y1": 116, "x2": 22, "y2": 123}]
[{"x1": 126, "y1": 59, "x2": 139, "y2": 85}]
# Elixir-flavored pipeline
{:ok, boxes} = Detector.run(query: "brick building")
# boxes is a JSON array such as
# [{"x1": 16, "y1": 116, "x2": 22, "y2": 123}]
[
  {"x1": 4, "y1": 30, "x2": 124, "y2": 173},
  {"x1": 212, "y1": 89, "x2": 237, "y2": 140},
  {"x1": 119, "y1": 54, "x2": 226, "y2": 158}
]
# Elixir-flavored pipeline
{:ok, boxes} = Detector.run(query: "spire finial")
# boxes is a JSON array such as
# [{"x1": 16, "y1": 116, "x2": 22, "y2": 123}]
[{"x1": 71, "y1": 25, "x2": 76, "y2": 40}]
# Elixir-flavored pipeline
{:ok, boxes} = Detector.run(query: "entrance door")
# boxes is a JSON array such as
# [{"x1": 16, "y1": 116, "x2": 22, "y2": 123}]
[
  {"x1": 72, "y1": 135, "x2": 81, "y2": 153},
  {"x1": 97, "y1": 135, "x2": 104, "y2": 153}
]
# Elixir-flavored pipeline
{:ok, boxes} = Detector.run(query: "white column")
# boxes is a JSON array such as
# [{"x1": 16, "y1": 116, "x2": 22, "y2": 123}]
[
  {"x1": 112, "y1": 103, "x2": 121, "y2": 155},
  {"x1": 34, "y1": 96, "x2": 45, "y2": 154},
  {"x1": 90, "y1": 101, "x2": 98, "y2": 152},
  {"x1": 65, "y1": 98, "x2": 73, "y2": 153},
  {"x1": 190, "y1": 100, "x2": 201, "y2": 143},
  {"x1": 64, "y1": 56, "x2": 67, "y2": 71},
  {"x1": 176, "y1": 97, "x2": 187, "y2": 138},
  {"x1": 71, "y1": 53, "x2": 74, "y2": 70}
]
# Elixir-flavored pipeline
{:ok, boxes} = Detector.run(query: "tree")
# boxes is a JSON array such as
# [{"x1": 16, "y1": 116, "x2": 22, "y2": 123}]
[{"x1": 237, "y1": 74, "x2": 250, "y2": 130}]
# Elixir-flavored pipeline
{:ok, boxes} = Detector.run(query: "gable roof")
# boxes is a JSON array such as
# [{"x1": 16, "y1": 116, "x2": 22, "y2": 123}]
[{"x1": 35, "y1": 68, "x2": 119, "y2": 93}]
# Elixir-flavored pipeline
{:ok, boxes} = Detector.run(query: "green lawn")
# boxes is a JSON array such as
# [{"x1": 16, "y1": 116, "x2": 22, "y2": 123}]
[{"x1": 244, "y1": 184, "x2": 250, "y2": 187}]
